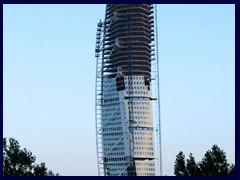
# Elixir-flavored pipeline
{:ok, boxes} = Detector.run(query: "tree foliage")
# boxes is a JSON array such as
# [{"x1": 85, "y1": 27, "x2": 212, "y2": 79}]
[
  {"x1": 3, "y1": 137, "x2": 60, "y2": 176},
  {"x1": 186, "y1": 153, "x2": 200, "y2": 176},
  {"x1": 174, "y1": 151, "x2": 186, "y2": 176},
  {"x1": 174, "y1": 145, "x2": 235, "y2": 176},
  {"x1": 199, "y1": 145, "x2": 229, "y2": 176}
]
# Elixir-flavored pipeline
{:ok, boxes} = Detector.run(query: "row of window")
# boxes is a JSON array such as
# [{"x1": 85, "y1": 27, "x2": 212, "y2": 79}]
[
  {"x1": 105, "y1": 162, "x2": 154, "y2": 171},
  {"x1": 126, "y1": 91, "x2": 149, "y2": 95},
  {"x1": 131, "y1": 106, "x2": 150, "y2": 110},
  {"x1": 103, "y1": 87, "x2": 117, "y2": 91},
  {"x1": 126, "y1": 86, "x2": 148, "y2": 90},
  {"x1": 102, "y1": 137, "x2": 123, "y2": 142},
  {"x1": 134, "y1": 131, "x2": 152, "y2": 135},
  {"x1": 103, "y1": 81, "x2": 116, "y2": 86},
  {"x1": 135, "y1": 121, "x2": 152, "y2": 126},
  {"x1": 104, "y1": 142, "x2": 124, "y2": 147},
  {"x1": 103, "y1": 137, "x2": 123, "y2": 142},
  {"x1": 136, "y1": 167, "x2": 155, "y2": 171},
  {"x1": 106, "y1": 152, "x2": 125, "y2": 156},
  {"x1": 103, "y1": 86, "x2": 116, "y2": 90},
  {"x1": 104, "y1": 97, "x2": 119, "y2": 103},
  {"x1": 103, "y1": 89, "x2": 117, "y2": 93},
  {"x1": 134, "y1": 136, "x2": 152, "y2": 140},
  {"x1": 137, "y1": 173, "x2": 155, "y2": 176},
  {"x1": 135, "y1": 162, "x2": 155, "y2": 166},
  {"x1": 103, "y1": 127, "x2": 122, "y2": 132},
  {"x1": 124, "y1": 76, "x2": 144, "y2": 80},
  {"x1": 134, "y1": 151, "x2": 154, "y2": 156},
  {"x1": 103, "y1": 112, "x2": 120, "y2": 118},
  {"x1": 130, "y1": 116, "x2": 150, "y2": 120},
  {"x1": 102, "y1": 107, "x2": 120, "y2": 113},
  {"x1": 102, "y1": 118, "x2": 121, "y2": 122},
  {"x1": 104, "y1": 95, "x2": 119, "y2": 99},
  {"x1": 103, "y1": 82, "x2": 116, "y2": 86},
  {"x1": 134, "y1": 146, "x2": 154, "y2": 150},
  {"x1": 101, "y1": 101, "x2": 120, "y2": 106},
  {"x1": 125, "y1": 81, "x2": 145, "y2": 85},
  {"x1": 102, "y1": 122, "x2": 122, "y2": 127},
  {"x1": 104, "y1": 157, "x2": 126, "y2": 162},
  {"x1": 104, "y1": 147, "x2": 125, "y2": 152},
  {"x1": 103, "y1": 82, "x2": 116, "y2": 87},
  {"x1": 102, "y1": 103, "x2": 119, "y2": 107},
  {"x1": 107, "y1": 163, "x2": 128, "y2": 167},
  {"x1": 134, "y1": 142, "x2": 153, "y2": 145},
  {"x1": 103, "y1": 132, "x2": 123, "y2": 136},
  {"x1": 128, "y1": 101, "x2": 150, "y2": 105},
  {"x1": 104, "y1": 94, "x2": 117, "y2": 98},
  {"x1": 102, "y1": 112, "x2": 121, "y2": 117},
  {"x1": 131, "y1": 111, "x2": 150, "y2": 115}
]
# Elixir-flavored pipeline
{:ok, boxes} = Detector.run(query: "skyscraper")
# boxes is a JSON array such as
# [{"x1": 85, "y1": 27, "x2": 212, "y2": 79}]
[{"x1": 95, "y1": 4, "x2": 161, "y2": 176}]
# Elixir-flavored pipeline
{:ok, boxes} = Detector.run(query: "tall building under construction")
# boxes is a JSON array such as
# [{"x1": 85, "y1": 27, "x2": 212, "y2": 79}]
[{"x1": 95, "y1": 4, "x2": 161, "y2": 176}]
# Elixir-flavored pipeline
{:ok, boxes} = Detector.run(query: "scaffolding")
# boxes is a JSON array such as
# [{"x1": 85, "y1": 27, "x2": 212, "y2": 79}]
[
  {"x1": 95, "y1": 19, "x2": 104, "y2": 176},
  {"x1": 153, "y1": 4, "x2": 162, "y2": 176}
]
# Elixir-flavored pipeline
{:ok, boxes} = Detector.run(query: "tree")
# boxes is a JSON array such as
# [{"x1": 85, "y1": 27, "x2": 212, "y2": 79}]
[
  {"x1": 199, "y1": 145, "x2": 230, "y2": 176},
  {"x1": 174, "y1": 151, "x2": 187, "y2": 176},
  {"x1": 186, "y1": 153, "x2": 200, "y2": 176},
  {"x1": 3, "y1": 137, "x2": 60, "y2": 176},
  {"x1": 228, "y1": 164, "x2": 235, "y2": 176},
  {"x1": 174, "y1": 145, "x2": 235, "y2": 176}
]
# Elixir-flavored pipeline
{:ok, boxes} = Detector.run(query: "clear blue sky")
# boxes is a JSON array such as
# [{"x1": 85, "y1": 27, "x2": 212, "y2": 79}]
[{"x1": 3, "y1": 4, "x2": 235, "y2": 176}]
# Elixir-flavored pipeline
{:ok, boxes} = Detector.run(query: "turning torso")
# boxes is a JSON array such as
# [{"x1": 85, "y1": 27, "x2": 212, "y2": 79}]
[{"x1": 95, "y1": 4, "x2": 158, "y2": 176}]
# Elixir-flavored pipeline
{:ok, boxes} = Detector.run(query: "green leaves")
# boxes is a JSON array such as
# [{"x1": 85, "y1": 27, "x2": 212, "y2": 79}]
[
  {"x1": 174, "y1": 145, "x2": 235, "y2": 176},
  {"x1": 3, "y1": 137, "x2": 60, "y2": 176}
]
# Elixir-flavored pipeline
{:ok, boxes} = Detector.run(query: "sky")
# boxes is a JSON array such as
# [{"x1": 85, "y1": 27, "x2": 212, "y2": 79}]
[{"x1": 3, "y1": 4, "x2": 235, "y2": 176}]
